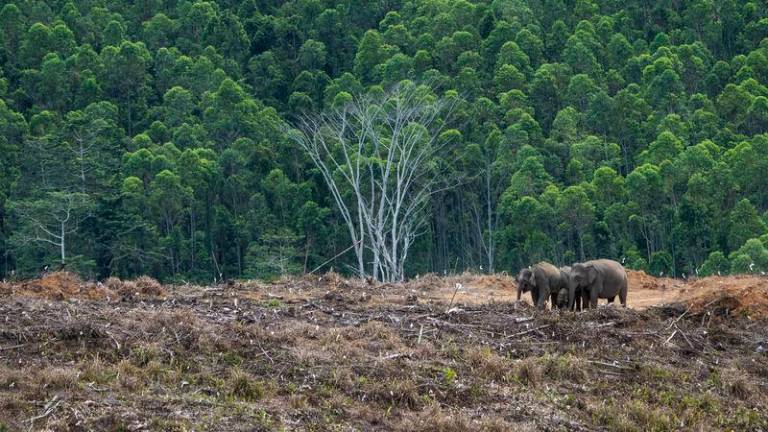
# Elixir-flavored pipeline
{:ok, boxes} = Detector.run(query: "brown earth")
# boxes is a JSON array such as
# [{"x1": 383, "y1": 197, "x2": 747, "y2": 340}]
[
  {"x1": 0, "y1": 272, "x2": 766, "y2": 431},
  {"x1": 4, "y1": 270, "x2": 764, "y2": 317}
]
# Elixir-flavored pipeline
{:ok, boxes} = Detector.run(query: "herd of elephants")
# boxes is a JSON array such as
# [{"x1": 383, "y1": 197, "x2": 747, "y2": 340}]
[{"x1": 516, "y1": 259, "x2": 629, "y2": 311}]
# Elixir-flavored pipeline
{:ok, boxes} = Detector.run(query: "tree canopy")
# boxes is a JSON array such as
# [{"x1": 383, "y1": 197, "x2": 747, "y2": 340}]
[{"x1": 2, "y1": 0, "x2": 768, "y2": 281}]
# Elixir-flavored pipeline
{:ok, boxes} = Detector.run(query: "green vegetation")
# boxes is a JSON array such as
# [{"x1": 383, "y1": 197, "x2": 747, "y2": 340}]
[{"x1": 2, "y1": 0, "x2": 768, "y2": 281}]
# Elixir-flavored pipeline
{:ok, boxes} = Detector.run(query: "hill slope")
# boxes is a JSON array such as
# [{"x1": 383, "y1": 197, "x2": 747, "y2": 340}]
[{"x1": 1, "y1": 1, "x2": 768, "y2": 281}]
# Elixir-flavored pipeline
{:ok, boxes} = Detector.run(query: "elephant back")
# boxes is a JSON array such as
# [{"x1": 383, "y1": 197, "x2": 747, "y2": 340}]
[{"x1": 585, "y1": 259, "x2": 627, "y2": 294}]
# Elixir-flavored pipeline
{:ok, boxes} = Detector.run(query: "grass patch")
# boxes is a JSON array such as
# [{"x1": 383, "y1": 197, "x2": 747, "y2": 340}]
[
  {"x1": 363, "y1": 377, "x2": 421, "y2": 408},
  {"x1": 37, "y1": 366, "x2": 79, "y2": 390},
  {"x1": 512, "y1": 357, "x2": 543, "y2": 386},
  {"x1": 79, "y1": 357, "x2": 118, "y2": 385},
  {"x1": 463, "y1": 346, "x2": 509, "y2": 382},
  {"x1": 264, "y1": 298, "x2": 283, "y2": 308},
  {"x1": 227, "y1": 368, "x2": 265, "y2": 401},
  {"x1": 440, "y1": 367, "x2": 457, "y2": 386},
  {"x1": 129, "y1": 343, "x2": 163, "y2": 367}
]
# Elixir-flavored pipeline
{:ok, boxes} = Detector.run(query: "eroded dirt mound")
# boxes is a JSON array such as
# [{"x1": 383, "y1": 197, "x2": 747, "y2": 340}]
[
  {"x1": 105, "y1": 275, "x2": 166, "y2": 297},
  {"x1": 682, "y1": 275, "x2": 768, "y2": 318},
  {"x1": 0, "y1": 271, "x2": 115, "y2": 300},
  {"x1": 627, "y1": 269, "x2": 685, "y2": 291},
  {"x1": 0, "y1": 272, "x2": 170, "y2": 301},
  {"x1": 449, "y1": 272, "x2": 517, "y2": 292}
]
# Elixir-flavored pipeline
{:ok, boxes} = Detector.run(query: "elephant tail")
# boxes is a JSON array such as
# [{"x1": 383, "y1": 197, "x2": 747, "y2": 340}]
[{"x1": 619, "y1": 269, "x2": 629, "y2": 307}]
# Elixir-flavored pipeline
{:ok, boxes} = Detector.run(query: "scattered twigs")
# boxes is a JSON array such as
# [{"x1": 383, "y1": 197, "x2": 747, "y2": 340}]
[
  {"x1": 505, "y1": 325, "x2": 550, "y2": 339},
  {"x1": 27, "y1": 394, "x2": 62, "y2": 426},
  {"x1": 87, "y1": 382, "x2": 108, "y2": 392},
  {"x1": 258, "y1": 346, "x2": 274, "y2": 364},
  {"x1": 0, "y1": 343, "x2": 25, "y2": 351},
  {"x1": 665, "y1": 330, "x2": 678, "y2": 345},
  {"x1": 587, "y1": 360, "x2": 634, "y2": 372},
  {"x1": 376, "y1": 352, "x2": 411, "y2": 361},
  {"x1": 445, "y1": 283, "x2": 462, "y2": 312},
  {"x1": 104, "y1": 330, "x2": 121, "y2": 350},
  {"x1": 666, "y1": 304, "x2": 693, "y2": 330},
  {"x1": 674, "y1": 323, "x2": 695, "y2": 350}
]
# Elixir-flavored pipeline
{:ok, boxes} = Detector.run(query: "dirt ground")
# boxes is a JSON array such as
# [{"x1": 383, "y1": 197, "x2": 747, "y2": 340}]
[{"x1": 0, "y1": 272, "x2": 767, "y2": 431}]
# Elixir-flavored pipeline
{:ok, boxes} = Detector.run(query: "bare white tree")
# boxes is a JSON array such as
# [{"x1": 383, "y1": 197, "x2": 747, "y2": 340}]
[
  {"x1": 11, "y1": 191, "x2": 93, "y2": 265},
  {"x1": 290, "y1": 83, "x2": 455, "y2": 282},
  {"x1": 63, "y1": 114, "x2": 112, "y2": 192}
]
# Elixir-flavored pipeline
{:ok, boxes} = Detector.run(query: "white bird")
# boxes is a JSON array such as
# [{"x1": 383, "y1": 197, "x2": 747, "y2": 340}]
[
  {"x1": 659, "y1": 271, "x2": 664, "y2": 277},
  {"x1": 749, "y1": 262, "x2": 755, "y2": 271},
  {"x1": 717, "y1": 271, "x2": 721, "y2": 276},
  {"x1": 621, "y1": 257, "x2": 626, "y2": 264}
]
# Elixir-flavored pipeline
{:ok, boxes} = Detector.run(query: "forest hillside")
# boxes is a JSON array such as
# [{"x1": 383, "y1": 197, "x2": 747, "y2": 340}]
[{"x1": 2, "y1": 0, "x2": 768, "y2": 282}]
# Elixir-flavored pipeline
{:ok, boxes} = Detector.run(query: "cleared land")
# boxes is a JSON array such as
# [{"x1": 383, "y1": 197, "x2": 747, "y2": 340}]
[{"x1": 0, "y1": 272, "x2": 767, "y2": 431}]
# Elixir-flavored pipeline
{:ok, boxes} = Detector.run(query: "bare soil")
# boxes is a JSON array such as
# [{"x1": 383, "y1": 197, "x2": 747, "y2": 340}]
[{"x1": 0, "y1": 272, "x2": 766, "y2": 431}]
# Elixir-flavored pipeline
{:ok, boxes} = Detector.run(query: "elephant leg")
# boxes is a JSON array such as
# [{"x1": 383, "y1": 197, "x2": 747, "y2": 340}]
[
  {"x1": 590, "y1": 284, "x2": 600, "y2": 309},
  {"x1": 580, "y1": 290, "x2": 590, "y2": 309},
  {"x1": 536, "y1": 282, "x2": 550, "y2": 309},
  {"x1": 550, "y1": 291, "x2": 558, "y2": 309},
  {"x1": 575, "y1": 291, "x2": 582, "y2": 311},
  {"x1": 536, "y1": 290, "x2": 548, "y2": 309},
  {"x1": 619, "y1": 284, "x2": 628, "y2": 307}
]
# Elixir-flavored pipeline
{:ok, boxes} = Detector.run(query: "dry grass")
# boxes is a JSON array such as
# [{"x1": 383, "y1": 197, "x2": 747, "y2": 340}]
[
  {"x1": 133, "y1": 276, "x2": 165, "y2": 296},
  {"x1": 463, "y1": 345, "x2": 510, "y2": 382},
  {"x1": 0, "y1": 273, "x2": 767, "y2": 431}
]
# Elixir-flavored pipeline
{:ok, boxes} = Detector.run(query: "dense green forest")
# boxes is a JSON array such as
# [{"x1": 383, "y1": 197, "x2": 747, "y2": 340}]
[{"x1": 1, "y1": 0, "x2": 768, "y2": 282}]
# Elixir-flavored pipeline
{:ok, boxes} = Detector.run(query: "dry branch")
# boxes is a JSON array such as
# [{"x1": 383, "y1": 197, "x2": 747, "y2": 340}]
[{"x1": 505, "y1": 325, "x2": 550, "y2": 339}]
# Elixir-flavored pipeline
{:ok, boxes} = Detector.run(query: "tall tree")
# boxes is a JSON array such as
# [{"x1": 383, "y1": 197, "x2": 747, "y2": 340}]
[{"x1": 292, "y1": 83, "x2": 454, "y2": 281}]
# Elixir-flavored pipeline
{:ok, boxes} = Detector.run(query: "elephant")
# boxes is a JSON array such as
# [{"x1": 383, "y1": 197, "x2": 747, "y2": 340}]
[
  {"x1": 567, "y1": 259, "x2": 628, "y2": 309},
  {"x1": 516, "y1": 262, "x2": 568, "y2": 309}
]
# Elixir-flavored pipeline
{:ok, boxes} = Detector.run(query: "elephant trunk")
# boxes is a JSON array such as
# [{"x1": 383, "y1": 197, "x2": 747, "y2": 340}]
[{"x1": 516, "y1": 284, "x2": 522, "y2": 300}]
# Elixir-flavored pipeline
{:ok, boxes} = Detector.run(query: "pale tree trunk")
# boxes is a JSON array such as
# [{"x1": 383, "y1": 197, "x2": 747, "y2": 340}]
[
  {"x1": 15, "y1": 192, "x2": 90, "y2": 268},
  {"x1": 291, "y1": 83, "x2": 454, "y2": 282},
  {"x1": 60, "y1": 222, "x2": 66, "y2": 264}
]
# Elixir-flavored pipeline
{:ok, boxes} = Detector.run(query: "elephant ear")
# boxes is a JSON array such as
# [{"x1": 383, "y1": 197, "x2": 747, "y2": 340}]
[
  {"x1": 517, "y1": 269, "x2": 529, "y2": 284},
  {"x1": 586, "y1": 263, "x2": 599, "y2": 284}
]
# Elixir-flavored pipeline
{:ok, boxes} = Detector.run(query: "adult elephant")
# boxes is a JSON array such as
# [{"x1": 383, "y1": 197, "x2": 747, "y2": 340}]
[
  {"x1": 568, "y1": 259, "x2": 628, "y2": 309},
  {"x1": 516, "y1": 262, "x2": 568, "y2": 309}
]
